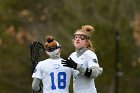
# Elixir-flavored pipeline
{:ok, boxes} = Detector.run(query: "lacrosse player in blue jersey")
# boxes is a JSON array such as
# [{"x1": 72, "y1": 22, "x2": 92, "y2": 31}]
[
  {"x1": 62, "y1": 25, "x2": 103, "y2": 93},
  {"x1": 32, "y1": 36, "x2": 73, "y2": 93}
]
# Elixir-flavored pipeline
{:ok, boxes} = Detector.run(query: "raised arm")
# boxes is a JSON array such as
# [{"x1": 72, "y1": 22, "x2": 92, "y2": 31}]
[{"x1": 62, "y1": 58, "x2": 103, "y2": 79}]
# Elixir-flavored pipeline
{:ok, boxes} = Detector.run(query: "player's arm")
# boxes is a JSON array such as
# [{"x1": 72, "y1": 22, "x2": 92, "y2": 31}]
[
  {"x1": 32, "y1": 78, "x2": 43, "y2": 93},
  {"x1": 61, "y1": 58, "x2": 103, "y2": 78},
  {"x1": 76, "y1": 64, "x2": 103, "y2": 78}
]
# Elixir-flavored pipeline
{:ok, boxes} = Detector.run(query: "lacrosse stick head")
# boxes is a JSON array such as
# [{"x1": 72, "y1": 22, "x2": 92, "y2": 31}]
[{"x1": 30, "y1": 41, "x2": 45, "y2": 74}]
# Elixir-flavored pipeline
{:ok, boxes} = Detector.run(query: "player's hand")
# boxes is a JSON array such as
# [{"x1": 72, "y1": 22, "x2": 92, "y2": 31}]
[{"x1": 61, "y1": 57, "x2": 77, "y2": 69}]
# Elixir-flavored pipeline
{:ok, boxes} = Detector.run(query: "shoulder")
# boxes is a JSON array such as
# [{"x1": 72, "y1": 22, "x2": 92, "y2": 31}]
[
  {"x1": 36, "y1": 59, "x2": 49, "y2": 68},
  {"x1": 84, "y1": 50, "x2": 97, "y2": 58},
  {"x1": 83, "y1": 50, "x2": 98, "y2": 62},
  {"x1": 69, "y1": 52, "x2": 76, "y2": 57},
  {"x1": 84, "y1": 50, "x2": 99, "y2": 64}
]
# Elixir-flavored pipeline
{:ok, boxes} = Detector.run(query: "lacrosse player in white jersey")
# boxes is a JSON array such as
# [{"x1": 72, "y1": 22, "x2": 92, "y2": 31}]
[
  {"x1": 62, "y1": 25, "x2": 103, "y2": 93},
  {"x1": 32, "y1": 36, "x2": 73, "y2": 93}
]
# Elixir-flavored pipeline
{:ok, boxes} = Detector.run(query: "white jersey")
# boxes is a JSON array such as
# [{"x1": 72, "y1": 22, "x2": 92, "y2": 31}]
[
  {"x1": 70, "y1": 50, "x2": 100, "y2": 93},
  {"x1": 32, "y1": 58, "x2": 72, "y2": 93}
]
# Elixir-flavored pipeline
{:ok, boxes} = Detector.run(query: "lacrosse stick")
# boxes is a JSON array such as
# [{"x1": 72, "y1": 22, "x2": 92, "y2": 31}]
[{"x1": 30, "y1": 41, "x2": 45, "y2": 93}]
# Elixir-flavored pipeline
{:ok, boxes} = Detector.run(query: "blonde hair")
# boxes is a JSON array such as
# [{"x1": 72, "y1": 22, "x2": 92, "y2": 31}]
[{"x1": 74, "y1": 25, "x2": 95, "y2": 51}]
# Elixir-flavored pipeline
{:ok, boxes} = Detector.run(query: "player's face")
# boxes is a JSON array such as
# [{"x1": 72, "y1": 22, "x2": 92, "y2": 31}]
[{"x1": 73, "y1": 31, "x2": 88, "y2": 49}]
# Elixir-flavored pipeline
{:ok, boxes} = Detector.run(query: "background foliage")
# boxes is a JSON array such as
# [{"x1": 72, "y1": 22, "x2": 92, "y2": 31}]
[{"x1": 0, "y1": 0, "x2": 140, "y2": 93}]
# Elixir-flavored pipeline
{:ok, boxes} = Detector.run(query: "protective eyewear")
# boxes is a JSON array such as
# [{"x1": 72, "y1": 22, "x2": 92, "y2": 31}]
[
  {"x1": 46, "y1": 46, "x2": 61, "y2": 52},
  {"x1": 73, "y1": 34, "x2": 89, "y2": 40}
]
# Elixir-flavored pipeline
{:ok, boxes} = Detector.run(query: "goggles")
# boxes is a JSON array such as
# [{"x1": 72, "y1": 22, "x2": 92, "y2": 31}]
[
  {"x1": 46, "y1": 45, "x2": 61, "y2": 52},
  {"x1": 73, "y1": 34, "x2": 89, "y2": 40}
]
